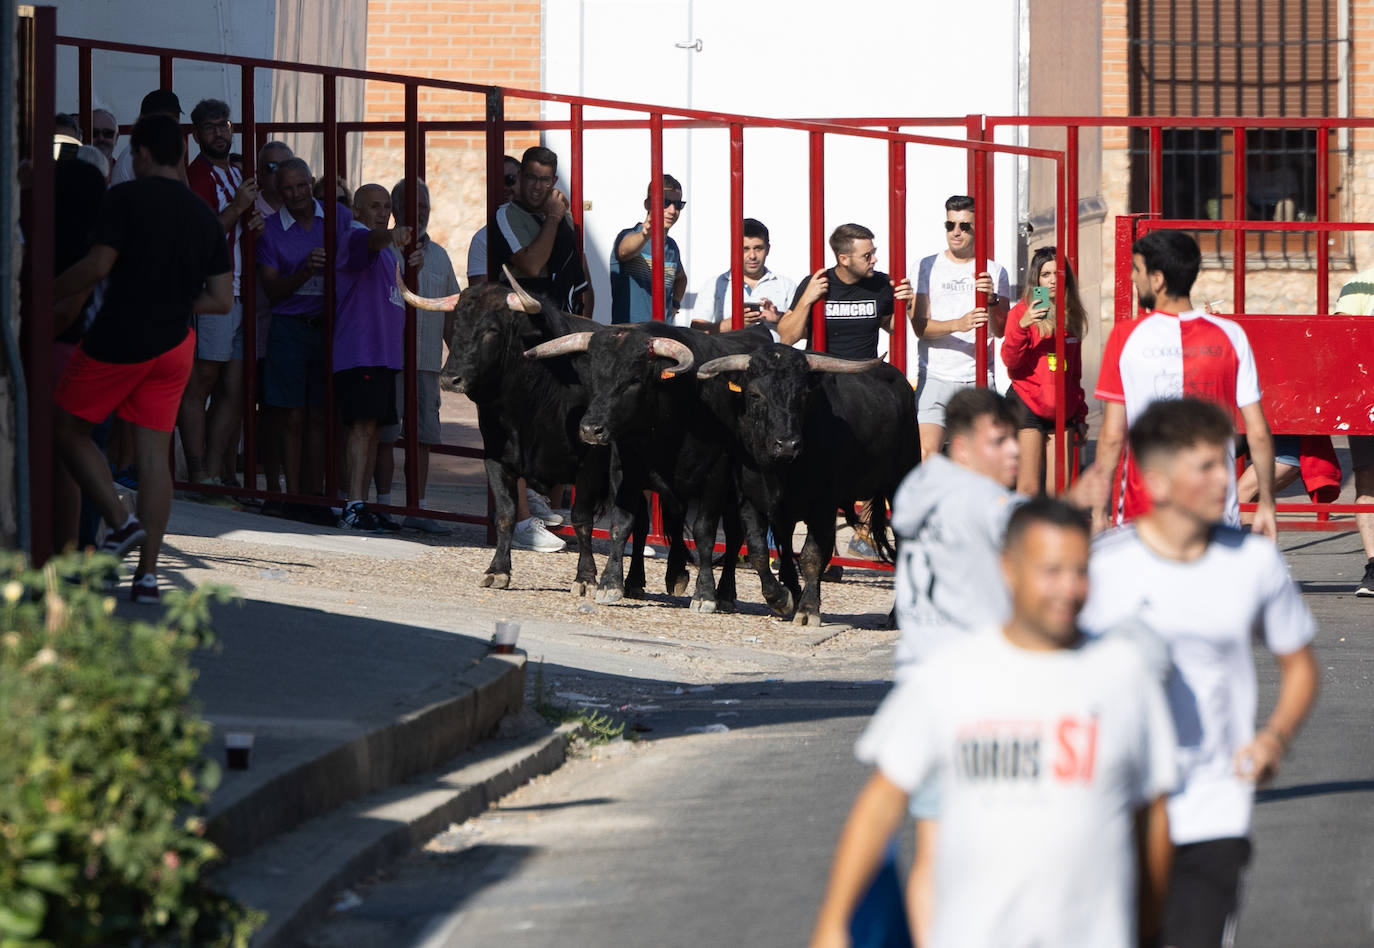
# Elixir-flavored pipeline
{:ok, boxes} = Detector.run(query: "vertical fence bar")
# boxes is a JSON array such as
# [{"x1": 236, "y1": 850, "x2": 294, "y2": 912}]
[
  {"x1": 322, "y1": 74, "x2": 338, "y2": 503},
  {"x1": 649, "y1": 111, "x2": 666, "y2": 322},
  {"x1": 808, "y1": 130, "x2": 826, "y2": 351},
  {"x1": 1232, "y1": 126, "x2": 1246, "y2": 311},
  {"x1": 972, "y1": 146, "x2": 989, "y2": 386},
  {"x1": 26, "y1": 7, "x2": 57, "y2": 564},
  {"x1": 1316, "y1": 126, "x2": 1330, "y2": 314},
  {"x1": 239, "y1": 64, "x2": 258, "y2": 492},
  {"x1": 403, "y1": 83, "x2": 420, "y2": 509},
  {"x1": 1149, "y1": 125, "x2": 1163, "y2": 216},
  {"x1": 1114, "y1": 215, "x2": 1139, "y2": 322},
  {"x1": 78, "y1": 46, "x2": 91, "y2": 137},
  {"x1": 888, "y1": 130, "x2": 907, "y2": 375},
  {"x1": 159, "y1": 54, "x2": 173, "y2": 91},
  {"x1": 483, "y1": 88, "x2": 504, "y2": 544},
  {"x1": 729, "y1": 122, "x2": 744, "y2": 331},
  {"x1": 1065, "y1": 124, "x2": 1080, "y2": 276},
  {"x1": 570, "y1": 104, "x2": 585, "y2": 267},
  {"x1": 1053, "y1": 158, "x2": 1068, "y2": 493}
]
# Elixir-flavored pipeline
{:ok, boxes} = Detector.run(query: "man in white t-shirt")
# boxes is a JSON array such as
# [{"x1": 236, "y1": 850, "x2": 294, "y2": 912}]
[
  {"x1": 910, "y1": 194, "x2": 1011, "y2": 461},
  {"x1": 1080, "y1": 397, "x2": 1318, "y2": 948},
  {"x1": 810, "y1": 497, "x2": 1178, "y2": 948},
  {"x1": 687, "y1": 218, "x2": 796, "y2": 340}
]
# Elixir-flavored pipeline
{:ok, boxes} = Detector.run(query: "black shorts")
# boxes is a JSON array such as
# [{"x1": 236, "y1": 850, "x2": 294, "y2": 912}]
[
  {"x1": 334, "y1": 366, "x2": 398, "y2": 427},
  {"x1": 1005, "y1": 385, "x2": 1056, "y2": 435},
  {"x1": 1163, "y1": 837, "x2": 1252, "y2": 948}
]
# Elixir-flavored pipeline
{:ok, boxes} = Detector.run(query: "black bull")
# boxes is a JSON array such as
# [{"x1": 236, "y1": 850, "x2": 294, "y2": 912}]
[{"x1": 399, "y1": 268, "x2": 649, "y2": 595}]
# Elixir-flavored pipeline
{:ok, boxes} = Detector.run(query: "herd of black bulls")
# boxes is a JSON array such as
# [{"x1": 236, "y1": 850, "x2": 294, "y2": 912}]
[{"x1": 399, "y1": 267, "x2": 919, "y2": 626}]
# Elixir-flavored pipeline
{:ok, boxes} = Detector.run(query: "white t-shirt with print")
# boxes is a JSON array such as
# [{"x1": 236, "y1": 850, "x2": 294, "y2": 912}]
[
  {"x1": 1079, "y1": 525, "x2": 1316, "y2": 845},
  {"x1": 857, "y1": 628, "x2": 1178, "y2": 948},
  {"x1": 913, "y1": 252, "x2": 1010, "y2": 384}
]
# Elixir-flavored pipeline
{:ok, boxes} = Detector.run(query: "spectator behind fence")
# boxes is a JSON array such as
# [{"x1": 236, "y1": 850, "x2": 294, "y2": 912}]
[
  {"x1": 1000, "y1": 246, "x2": 1088, "y2": 496},
  {"x1": 251, "y1": 141, "x2": 294, "y2": 512},
  {"x1": 55, "y1": 112, "x2": 82, "y2": 141},
  {"x1": 74, "y1": 145, "x2": 109, "y2": 181},
  {"x1": 912, "y1": 195, "x2": 1012, "y2": 460},
  {"x1": 255, "y1": 157, "x2": 363, "y2": 524},
  {"x1": 111, "y1": 89, "x2": 185, "y2": 186},
  {"x1": 610, "y1": 174, "x2": 687, "y2": 324},
  {"x1": 1331, "y1": 270, "x2": 1374, "y2": 596},
  {"x1": 333, "y1": 183, "x2": 413, "y2": 532},
  {"x1": 90, "y1": 108, "x2": 119, "y2": 163},
  {"x1": 490, "y1": 145, "x2": 590, "y2": 315},
  {"x1": 691, "y1": 218, "x2": 795, "y2": 339},
  {"x1": 375, "y1": 177, "x2": 456, "y2": 534},
  {"x1": 52, "y1": 113, "x2": 233, "y2": 603},
  {"x1": 467, "y1": 155, "x2": 521, "y2": 285},
  {"x1": 179, "y1": 98, "x2": 263, "y2": 500}
]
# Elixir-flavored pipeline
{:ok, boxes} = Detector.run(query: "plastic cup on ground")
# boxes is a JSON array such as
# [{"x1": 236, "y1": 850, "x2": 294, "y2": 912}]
[
  {"x1": 225, "y1": 731, "x2": 255, "y2": 770},
  {"x1": 493, "y1": 619, "x2": 520, "y2": 654}
]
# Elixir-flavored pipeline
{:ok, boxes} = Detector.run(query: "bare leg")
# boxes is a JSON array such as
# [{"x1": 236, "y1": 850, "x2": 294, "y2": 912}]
[
  {"x1": 132, "y1": 426, "x2": 173, "y2": 578},
  {"x1": 176, "y1": 359, "x2": 221, "y2": 481},
  {"x1": 258, "y1": 404, "x2": 286, "y2": 493},
  {"x1": 1016, "y1": 428, "x2": 1044, "y2": 496},
  {"x1": 373, "y1": 439, "x2": 396, "y2": 499},
  {"x1": 281, "y1": 407, "x2": 304, "y2": 493},
  {"x1": 54, "y1": 408, "x2": 127, "y2": 530},
  {"x1": 204, "y1": 357, "x2": 243, "y2": 484},
  {"x1": 918, "y1": 422, "x2": 944, "y2": 462},
  {"x1": 1355, "y1": 466, "x2": 1374, "y2": 559},
  {"x1": 344, "y1": 420, "x2": 380, "y2": 503}
]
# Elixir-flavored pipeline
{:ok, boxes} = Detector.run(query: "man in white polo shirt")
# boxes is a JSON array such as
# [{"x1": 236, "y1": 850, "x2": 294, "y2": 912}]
[
  {"x1": 1089, "y1": 229, "x2": 1277, "y2": 540},
  {"x1": 689, "y1": 218, "x2": 796, "y2": 339},
  {"x1": 810, "y1": 497, "x2": 1177, "y2": 948},
  {"x1": 911, "y1": 195, "x2": 1011, "y2": 460},
  {"x1": 1081, "y1": 397, "x2": 1318, "y2": 948}
]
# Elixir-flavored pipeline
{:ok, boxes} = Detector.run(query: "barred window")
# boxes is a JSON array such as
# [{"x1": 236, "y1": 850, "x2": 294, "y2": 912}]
[{"x1": 1127, "y1": 0, "x2": 1349, "y2": 264}]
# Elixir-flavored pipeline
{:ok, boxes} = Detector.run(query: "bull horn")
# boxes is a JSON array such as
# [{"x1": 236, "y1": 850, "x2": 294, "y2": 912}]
[
  {"x1": 395, "y1": 262, "x2": 461, "y2": 311},
  {"x1": 647, "y1": 336, "x2": 695, "y2": 376},
  {"x1": 804, "y1": 354, "x2": 883, "y2": 374},
  {"x1": 524, "y1": 331, "x2": 595, "y2": 360},
  {"x1": 502, "y1": 265, "x2": 542, "y2": 313},
  {"x1": 696, "y1": 354, "x2": 753, "y2": 379}
]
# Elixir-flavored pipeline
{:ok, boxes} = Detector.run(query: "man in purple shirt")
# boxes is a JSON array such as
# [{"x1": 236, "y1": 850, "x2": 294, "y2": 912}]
[
  {"x1": 334, "y1": 183, "x2": 414, "y2": 530},
  {"x1": 255, "y1": 158, "x2": 373, "y2": 521}
]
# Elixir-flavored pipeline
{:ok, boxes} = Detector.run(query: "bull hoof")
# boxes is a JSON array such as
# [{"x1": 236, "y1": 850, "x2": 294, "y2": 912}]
[
  {"x1": 625, "y1": 584, "x2": 646, "y2": 600},
  {"x1": 793, "y1": 610, "x2": 823, "y2": 628},
  {"x1": 668, "y1": 574, "x2": 690, "y2": 596},
  {"x1": 595, "y1": 587, "x2": 624, "y2": 605},
  {"x1": 688, "y1": 598, "x2": 717, "y2": 614},
  {"x1": 570, "y1": 580, "x2": 590, "y2": 597},
  {"x1": 716, "y1": 599, "x2": 737, "y2": 614},
  {"x1": 481, "y1": 572, "x2": 510, "y2": 589},
  {"x1": 767, "y1": 589, "x2": 795, "y2": 617}
]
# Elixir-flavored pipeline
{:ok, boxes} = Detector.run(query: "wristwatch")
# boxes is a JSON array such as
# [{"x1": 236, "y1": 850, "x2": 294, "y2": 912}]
[{"x1": 987, "y1": 292, "x2": 1001, "y2": 305}]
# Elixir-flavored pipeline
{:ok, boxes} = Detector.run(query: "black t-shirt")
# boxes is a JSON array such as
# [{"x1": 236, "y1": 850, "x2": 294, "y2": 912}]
[
  {"x1": 81, "y1": 176, "x2": 231, "y2": 363},
  {"x1": 789, "y1": 268, "x2": 894, "y2": 360}
]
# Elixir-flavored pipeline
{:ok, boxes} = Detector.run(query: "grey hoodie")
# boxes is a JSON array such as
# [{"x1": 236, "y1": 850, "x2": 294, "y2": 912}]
[{"x1": 891, "y1": 453, "x2": 1024, "y2": 676}]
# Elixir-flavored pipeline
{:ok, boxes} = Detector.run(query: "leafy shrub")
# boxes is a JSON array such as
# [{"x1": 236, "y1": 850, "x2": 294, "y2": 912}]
[{"x1": 0, "y1": 552, "x2": 260, "y2": 946}]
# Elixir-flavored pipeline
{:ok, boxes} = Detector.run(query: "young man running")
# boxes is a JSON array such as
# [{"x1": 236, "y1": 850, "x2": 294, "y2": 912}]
[
  {"x1": 1081, "y1": 397, "x2": 1319, "y2": 948},
  {"x1": 811, "y1": 497, "x2": 1178, "y2": 948}
]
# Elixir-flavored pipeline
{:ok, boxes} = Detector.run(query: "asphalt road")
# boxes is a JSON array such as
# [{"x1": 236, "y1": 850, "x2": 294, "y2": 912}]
[{"x1": 304, "y1": 530, "x2": 1374, "y2": 948}]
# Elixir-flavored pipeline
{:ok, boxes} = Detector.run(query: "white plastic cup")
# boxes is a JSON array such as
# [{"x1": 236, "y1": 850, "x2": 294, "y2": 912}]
[
  {"x1": 225, "y1": 731, "x2": 255, "y2": 770},
  {"x1": 493, "y1": 619, "x2": 520, "y2": 654}
]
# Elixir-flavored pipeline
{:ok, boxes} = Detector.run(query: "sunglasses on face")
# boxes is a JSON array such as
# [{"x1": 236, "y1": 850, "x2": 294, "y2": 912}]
[
  {"x1": 944, "y1": 221, "x2": 974, "y2": 234},
  {"x1": 664, "y1": 199, "x2": 687, "y2": 210},
  {"x1": 91, "y1": 128, "x2": 117, "y2": 140}
]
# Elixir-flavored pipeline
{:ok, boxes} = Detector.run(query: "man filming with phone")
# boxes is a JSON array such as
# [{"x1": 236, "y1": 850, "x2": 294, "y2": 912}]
[{"x1": 692, "y1": 217, "x2": 796, "y2": 338}]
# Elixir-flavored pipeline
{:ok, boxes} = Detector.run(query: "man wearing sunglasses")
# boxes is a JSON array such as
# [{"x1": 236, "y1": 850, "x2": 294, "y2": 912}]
[
  {"x1": 611, "y1": 175, "x2": 688, "y2": 324},
  {"x1": 912, "y1": 195, "x2": 1011, "y2": 461},
  {"x1": 490, "y1": 146, "x2": 590, "y2": 315},
  {"x1": 90, "y1": 108, "x2": 119, "y2": 164},
  {"x1": 466, "y1": 155, "x2": 521, "y2": 286}
]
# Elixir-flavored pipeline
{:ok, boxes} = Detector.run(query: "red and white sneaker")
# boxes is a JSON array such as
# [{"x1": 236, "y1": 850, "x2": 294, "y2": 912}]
[
  {"x1": 130, "y1": 573, "x2": 160, "y2": 604},
  {"x1": 100, "y1": 518, "x2": 146, "y2": 559}
]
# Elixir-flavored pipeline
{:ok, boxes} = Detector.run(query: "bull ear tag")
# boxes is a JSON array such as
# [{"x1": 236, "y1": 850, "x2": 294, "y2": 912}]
[{"x1": 727, "y1": 381, "x2": 743, "y2": 393}]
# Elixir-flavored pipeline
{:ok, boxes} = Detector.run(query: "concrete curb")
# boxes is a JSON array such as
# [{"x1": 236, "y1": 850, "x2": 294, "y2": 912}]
[
  {"x1": 208, "y1": 652, "x2": 526, "y2": 860},
  {"x1": 214, "y1": 719, "x2": 584, "y2": 948}
]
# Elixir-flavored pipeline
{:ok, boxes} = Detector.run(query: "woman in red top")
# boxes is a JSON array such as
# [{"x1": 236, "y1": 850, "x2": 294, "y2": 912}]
[{"x1": 1000, "y1": 246, "x2": 1088, "y2": 495}]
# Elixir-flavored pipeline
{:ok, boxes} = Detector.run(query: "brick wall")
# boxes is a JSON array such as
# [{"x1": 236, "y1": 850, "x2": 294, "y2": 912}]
[{"x1": 359, "y1": 0, "x2": 542, "y2": 271}]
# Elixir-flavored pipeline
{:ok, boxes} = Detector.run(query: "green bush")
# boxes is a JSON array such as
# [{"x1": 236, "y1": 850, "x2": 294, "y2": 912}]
[{"x1": 0, "y1": 552, "x2": 260, "y2": 947}]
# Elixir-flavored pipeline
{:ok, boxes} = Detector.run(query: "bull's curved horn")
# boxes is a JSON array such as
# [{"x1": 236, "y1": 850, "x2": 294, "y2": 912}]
[
  {"x1": 502, "y1": 265, "x2": 542, "y2": 314},
  {"x1": 395, "y1": 262, "x2": 461, "y2": 311},
  {"x1": 524, "y1": 331, "x2": 595, "y2": 360},
  {"x1": 695, "y1": 354, "x2": 753, "y2": 379},
  {"x1": 804, "y1": 354, "x2": 883, "y2": 374},
  {"x1": 647, "y1": 336, "x2": 695, "y2": 376}
]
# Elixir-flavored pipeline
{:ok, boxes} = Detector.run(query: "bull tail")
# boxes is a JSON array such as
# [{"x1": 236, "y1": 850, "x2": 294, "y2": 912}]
[{"x1": 869, "y1": 494, "x2": 897, "y2": 563}]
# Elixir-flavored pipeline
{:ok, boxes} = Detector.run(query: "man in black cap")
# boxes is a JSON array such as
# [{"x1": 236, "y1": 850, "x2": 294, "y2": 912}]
[{"x1": 110, "y1": 89, "x2": 184, "y2": 186}]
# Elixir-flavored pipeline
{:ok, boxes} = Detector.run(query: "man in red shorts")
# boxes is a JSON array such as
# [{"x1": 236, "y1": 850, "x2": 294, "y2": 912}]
[{"x1": 53, "y1": 113, "x2": 233, "y2": 602}]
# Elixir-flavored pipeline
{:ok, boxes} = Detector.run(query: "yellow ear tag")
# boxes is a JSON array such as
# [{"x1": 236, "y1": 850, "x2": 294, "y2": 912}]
[
  {"x1": 661, "y1": 370, "x2": 675, "y2": 380},
  {"x1": 728, "y1": 381, "x2": 743, "y2": 393}
]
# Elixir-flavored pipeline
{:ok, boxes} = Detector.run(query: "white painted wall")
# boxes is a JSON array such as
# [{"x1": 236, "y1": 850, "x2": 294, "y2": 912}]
[{"x1": 543, "y1": 0, "x2": 1025, "y2": 352}]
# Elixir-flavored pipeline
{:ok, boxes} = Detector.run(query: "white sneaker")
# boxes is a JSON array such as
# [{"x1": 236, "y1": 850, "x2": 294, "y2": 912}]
[
  {"x1": 513, "y1": 516, "x2": 565, "y2": 552},
  {"x1": 526, "y1": 489, "x2": 563, "y2": 526},
  {"x1": 623, "y1": 539, "x2": 656, "y2": 558}
]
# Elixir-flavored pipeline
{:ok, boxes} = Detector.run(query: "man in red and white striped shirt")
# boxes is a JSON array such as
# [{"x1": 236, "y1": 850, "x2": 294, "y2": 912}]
[
  {"x1": 1089, "y1": 230, "x2": 1277, "y2": 540},
  {"x1": 179, "y1": 97, "x2": 263, "y2": 492}
]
